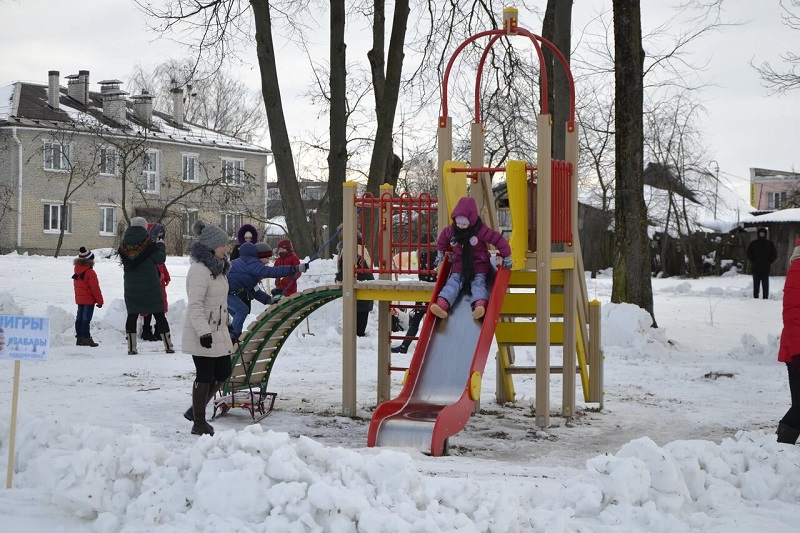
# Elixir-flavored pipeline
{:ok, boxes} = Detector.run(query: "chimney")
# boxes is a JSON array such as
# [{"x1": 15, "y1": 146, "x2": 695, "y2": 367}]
[
  {"x1": 98, "y1": 80, "x2": 128, "y2": 125},
  {"x1": 66, "y1": 70, "x2": 90, "y2": 105},
  {"x1": 131, "y1": 91, "x2": 154, "y2": 125},
  {"x1": 48, "y1": 70, "x2": 60, "y2": 109},
  {"x1": 171, "y1": 86, "x2": 184, "y2": 127}
]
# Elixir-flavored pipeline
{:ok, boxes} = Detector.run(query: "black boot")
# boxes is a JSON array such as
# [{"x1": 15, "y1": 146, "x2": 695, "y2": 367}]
[
  {"x1": 141, "y1": 325, "x2": 155, "y2": 341},
  {"x1": 391, "y1": 344, "x2": 409, "y2": 354},
  {"x1": 190, "y1": 382, "x2": 215, "y2": 435},
  {"x1": 777, "y1": 422, "x2": 800, "y2": 444},
  {"x1": 184, "y1": 380, "x2": 222, "y2": 421},
  {"x1": 160, "y1": 332, "x2": 175, "y2": 354},
  {"x1": 84, "y1": 336, "x2": 99, "y2": 347}
]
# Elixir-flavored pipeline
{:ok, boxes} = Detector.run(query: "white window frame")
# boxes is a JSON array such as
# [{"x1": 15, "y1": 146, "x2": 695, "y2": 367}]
[
  {"x1": 222, "y1": 213, "x2": 243, "y2": 238},
  {"x1": 182, "y1": 153, "x2": 199, "y2": 183},
  {"x1": 221, "y1": 158, "x2": 245, "y2": 186},
  {"x1": 99, "y1": 146, "x2": 118, "y2": 176},
  {"x1": 767, "y1": 191, "x2": 787, "y2": 210},
  {"x1": 99, "y1": 205, "x2": 116, "y2": 235},
  {"x1": 43, "y1": 140, "x2": 71, "y2": 172},
  {"x1": 183, "y1": 209, "x2": 198, "y2": 237},
  {"x1": 142, "y1": 149, "x2": 160, "y2": 193},
  {"x1": 43, "y1": 201, "x2": 72, "y2": 233}
]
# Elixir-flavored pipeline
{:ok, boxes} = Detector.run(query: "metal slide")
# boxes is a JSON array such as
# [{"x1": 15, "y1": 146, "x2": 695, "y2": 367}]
[{"x1": 368, "y1": 258, "x2": 511, "y2": 456}]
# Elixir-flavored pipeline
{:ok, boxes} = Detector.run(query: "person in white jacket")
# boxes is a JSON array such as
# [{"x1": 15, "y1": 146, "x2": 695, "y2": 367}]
[{"x1": 181, "y1": 220, "x2": 233, "y2": 436}]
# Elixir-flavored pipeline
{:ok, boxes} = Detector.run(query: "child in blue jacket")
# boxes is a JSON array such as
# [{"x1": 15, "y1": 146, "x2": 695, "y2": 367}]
[{"x1": 227, "y1": 242, "x2": 309, "y2": 342}]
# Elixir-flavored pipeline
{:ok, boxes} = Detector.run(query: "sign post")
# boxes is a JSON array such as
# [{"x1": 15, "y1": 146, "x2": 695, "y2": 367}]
[{"x1": 0, "y1": 315, "x2": 50, "y2": 489}]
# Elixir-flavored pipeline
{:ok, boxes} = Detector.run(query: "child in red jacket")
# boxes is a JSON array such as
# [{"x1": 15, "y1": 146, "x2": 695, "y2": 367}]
[
  {"x1": 272, "y1": 239, "x2": 302, "y2": 297},
  {"x1": 72, "y1": 247, "x2": 104, "y2": 347}
]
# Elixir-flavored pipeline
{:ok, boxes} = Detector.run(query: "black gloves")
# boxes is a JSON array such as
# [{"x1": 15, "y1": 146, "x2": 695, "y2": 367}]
[
  {"x1": 199, "y1": 334, "x2": 213, "y2": 349},
  {"x1": 96, "y1": 304, "x2": 102, "y2": 308},
  {"x1": 297, "y1": 263, "x2": 310, "y2": 273},
  {"x1": 271, "y1": 288, "x2": 283, "y2": 297}
]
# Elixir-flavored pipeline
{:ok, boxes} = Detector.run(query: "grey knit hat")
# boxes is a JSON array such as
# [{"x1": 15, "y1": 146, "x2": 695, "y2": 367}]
[
  {"x1": 130, "y1": 216, "x2": 148, "y2": 229},
  {"x1": 192, "y1": 220, "x2": 230, "y2": 251}
]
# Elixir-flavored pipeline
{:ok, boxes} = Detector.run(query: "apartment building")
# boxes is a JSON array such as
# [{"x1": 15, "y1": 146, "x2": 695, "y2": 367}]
[{"x1": 0, "y1": 70, "x2": 271, "y2": 255}]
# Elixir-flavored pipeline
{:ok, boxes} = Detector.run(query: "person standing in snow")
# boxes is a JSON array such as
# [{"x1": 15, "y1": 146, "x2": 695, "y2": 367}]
[
  {"x1": 430, "y1": 196, "x2": 512, "y2": 320},
  {"x1": 182, "y1": 220, "x2": 234, "y2": 436},
  {"x1": 777, "y1": 238, "x2": 800, "y2": 445},
  {"x1": 271, "y1": 238, "x2": 301, "y2": 298},
  {"x1": 140, "y1": 223, "x2": 171, "y2": 342},
  {"x1": 746, "y1": 227, "x2": 777, "y2": 299},
  {"x1": 335, "y1": 228, "x2": 375, "y2": 337},
  {"x1": 118, "y1": 216, "x2": 174, "y2": 355},
  {"x1": 72, "y1": 246, "x2": 103, "y2": 347},
  {"x1": 229, "y1": 223, "x2": 257, "y2": 261}
]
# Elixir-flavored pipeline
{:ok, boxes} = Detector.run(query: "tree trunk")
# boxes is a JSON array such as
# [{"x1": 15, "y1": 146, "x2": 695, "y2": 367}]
[
  {"x1": 251, "y1": 0, "x2": 313, "y2": 257},
  {"x1": 612, "y1": 0, "x2": 657, "y2": 326},
  {"x1": 542, "y1": 0, "x2": 572, "y2": 160},
  {"x1": 365, "y1": 0, "x2": 410, "y2": 195},
  {"x1": 327, "y1": 0, "x2": 347, "y2": 255}
]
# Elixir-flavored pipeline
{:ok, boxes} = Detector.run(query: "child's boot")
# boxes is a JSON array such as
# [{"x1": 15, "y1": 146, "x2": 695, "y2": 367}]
[
  {"x1": 472, "y1": 299, "x2": 488, "y2": 320},
  {"x1": 430, "y1": 297, "x2": 450, "y2": 319}
]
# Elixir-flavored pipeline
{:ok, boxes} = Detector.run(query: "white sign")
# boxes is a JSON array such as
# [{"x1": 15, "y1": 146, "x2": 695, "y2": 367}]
[{"x1": 0, "y1": 315, "x2": 50, "y2": 362}]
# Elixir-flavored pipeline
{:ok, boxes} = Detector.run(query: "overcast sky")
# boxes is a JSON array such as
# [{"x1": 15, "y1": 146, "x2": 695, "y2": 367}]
[{"x1": 2, "y1": 0, "x2": 798, "y2": 204}]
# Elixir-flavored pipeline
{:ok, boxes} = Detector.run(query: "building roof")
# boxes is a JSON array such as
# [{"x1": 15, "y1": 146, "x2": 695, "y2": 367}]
[{"x1": 0, "y1": 81, "x2": 269, "y2": 155}]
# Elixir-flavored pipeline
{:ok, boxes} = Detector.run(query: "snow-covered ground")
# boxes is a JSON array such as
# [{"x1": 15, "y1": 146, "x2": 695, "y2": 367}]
[{"x1": 0, "y1": 250, "x2": 798, "y2": 532}]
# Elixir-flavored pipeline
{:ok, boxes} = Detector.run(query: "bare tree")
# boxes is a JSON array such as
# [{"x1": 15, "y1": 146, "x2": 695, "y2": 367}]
[
  {"x1": 612, "y1": 0, "x2": 655, "y2": 323},
  {"x1": 752, "y1": 0, "x2": 800, "y2": 94},
  {"x1": 129, "y1": 59, "x2": 268, "y2": 143},
  {"x1": 136, "y1": 0, "x2": 315, "y2": 257}
]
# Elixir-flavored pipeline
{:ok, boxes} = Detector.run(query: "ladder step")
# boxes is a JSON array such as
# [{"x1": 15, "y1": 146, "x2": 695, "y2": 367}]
[
  {"x1": 505, "y1": 365, "x2": 579, "y2": 375},
  {"x1": 495, "y1": 321, "x2": 564, "y2": 345}
]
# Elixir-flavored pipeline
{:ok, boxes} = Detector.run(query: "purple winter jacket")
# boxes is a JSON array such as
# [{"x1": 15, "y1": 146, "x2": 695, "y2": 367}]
[{"x1": 437, "y1": 196, "x2": 511, "y2": 274}]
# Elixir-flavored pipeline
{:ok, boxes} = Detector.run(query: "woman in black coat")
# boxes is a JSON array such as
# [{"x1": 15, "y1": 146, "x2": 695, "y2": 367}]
[{"x1": 118, "y1": 217, "x2": 173, "y2": 355}]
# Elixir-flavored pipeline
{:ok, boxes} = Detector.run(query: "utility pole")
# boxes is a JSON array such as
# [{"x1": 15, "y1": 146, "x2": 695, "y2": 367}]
[{"x1": 711, "y1": 160, "x2": 720, "y2": 219}]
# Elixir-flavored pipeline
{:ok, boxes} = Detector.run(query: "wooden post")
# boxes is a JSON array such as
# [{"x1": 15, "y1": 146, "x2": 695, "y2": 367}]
[
  {"x1": 6, "y1": 360, "x2": 20, "y2": 488},
  {"x1": 589, "y1": 299, "x2": 604, "y2": 407},
  {"x1": 437, "y1": 116, "x2": 453, "y2": 236},
  {"x1": 535, "y1": 114, "x2": 552, "y2": 429},
  {"x1": 377, "y1": 184, "x2": 393, "y2": 404},
  {"x1": 562, "y1": 120, "x2": 580, "y2": 419},
  {"x1": 342, "y1": 182, "x2": 358, "y2": 416}
]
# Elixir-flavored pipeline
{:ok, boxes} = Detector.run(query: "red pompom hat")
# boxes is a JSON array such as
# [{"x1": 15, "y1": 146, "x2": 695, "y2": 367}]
[{"x1": 277, "y1": 239, "x2": 293, "y2": 251}]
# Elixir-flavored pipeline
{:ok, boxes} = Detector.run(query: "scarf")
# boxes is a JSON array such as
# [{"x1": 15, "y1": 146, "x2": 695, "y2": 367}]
[
  {"x1": 450, "y1": 217, "x2": 482, "y2": 293},
  {"x1": 189, "y1": 241, "x2": 230, "y2": 278}
]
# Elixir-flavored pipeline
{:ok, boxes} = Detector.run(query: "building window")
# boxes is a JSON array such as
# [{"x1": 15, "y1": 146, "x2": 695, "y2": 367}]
[
  {"x1": 43, "y1": 202, "x2": 72, "y2": 233},
  {"x1": 182, "y1": 154, "x2": 199, "y2": 182},
  {"x1": 267, "y1": 186, "x2": 281, "y2": 201},
  {"x1": 767, "y1": 191, "x2": 787, "y2": 210},
  {"x1": 43, "y1": 140, "x2": 71, "y2": 171},
  {"x1": 99, "y1": 206, "x2": 116, "y2": 234},
  {"x1": 222, "y1": 158, "x2": 245, "y2": 186},
  {"x1": 143, "y1": 150, "x2": 160, "y2": 193},
  {"x1": 222, "y1": 213, "x2": 243, "y2": 237},
  {"x1": 100, "y1": 147, "x2": 118, "y2": 176},
  {"x1": 183, "y1": 209, "x2": 198, "y2": 236}
]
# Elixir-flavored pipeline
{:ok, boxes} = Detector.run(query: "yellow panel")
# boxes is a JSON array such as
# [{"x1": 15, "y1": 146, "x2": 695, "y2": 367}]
[
  {"x1": 508, "y1": 270, "x2": 565, "y2": 287},
  {"x1": 356, "y1": 288, "x2": 432, "y2": 302},
  {"x1": 501, "y1": 292, "x2": 565, "y2": 316},
  {"x1": 443, "y1": 160, "x2": 468, "y2": 216},
  {"x1": 506, "y1": 160, "x2": 529, "y2": 268},
  {"x1": 495, "y1": 321, "x2": 564, "y2": 345}
]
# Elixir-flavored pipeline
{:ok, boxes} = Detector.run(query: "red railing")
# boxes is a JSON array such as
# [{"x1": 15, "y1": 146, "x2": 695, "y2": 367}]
[
  {"x1": 354, "y1": 192, "x2": 438, "y2": 277},
  {"x1": 528, "y1": 160, "x2": 574, "y2": 250}
]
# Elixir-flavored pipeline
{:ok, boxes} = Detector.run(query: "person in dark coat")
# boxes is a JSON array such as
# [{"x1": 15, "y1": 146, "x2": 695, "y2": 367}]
[
  {"x1": 431, "y1": 196, "x2": 512, "y2": 320},
  {"x1": 335, "y1": 229, "x2": 375, "y2": 337},
  {"x1": 141, "y1": 223, "x2": 171, "y2": 341},
  {"x1": 72, "y1": 246, "x2": 104, "y2": 347},
  {"x1": 746, "y1": 227, "x2": 778, "y2": 299},
  {"x1": 182, "y1": 220, "x2": 234, "y2": 436},
  {"x1": 392, "y1": 233, "x2": 438, "y2": 353},
  {"x1": 227, "y1": 242, "x2": 309, "y2": 342},
  {"x1": 777, "y1": 238, "x2": 800, "y2": 445},
  {"x1": 229, "y1": 223, "x2": 258, "y2": 261},
  {"x1": 118, "y1": 216, "x2": 173, "y2": 355}
]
